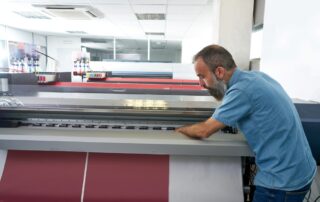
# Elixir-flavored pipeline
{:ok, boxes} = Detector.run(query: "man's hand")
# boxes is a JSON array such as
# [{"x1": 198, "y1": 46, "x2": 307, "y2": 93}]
[
  {"x1": 175, "y1": 118, "x2": 225, "y2": 139},
  {"x1": 175, "y1": 125, "x2": 202, "y2": 139}
]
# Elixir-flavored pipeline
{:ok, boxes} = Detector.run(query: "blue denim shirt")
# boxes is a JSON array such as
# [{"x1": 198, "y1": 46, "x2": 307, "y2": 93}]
[{"x1": 212, "y1": 68, "x2": 316, "y2": 191}]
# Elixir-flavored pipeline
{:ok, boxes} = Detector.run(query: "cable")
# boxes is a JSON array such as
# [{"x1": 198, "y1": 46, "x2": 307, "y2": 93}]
[
  {"x1": 32, "y1": 49, "x2": 57, "y2": 61},
  {"x1": 315, "y1": 195, "x2": 320, "y2": 202},
  {"x1": 305, "y1": 189, "x2": 311, "y2": 202}
]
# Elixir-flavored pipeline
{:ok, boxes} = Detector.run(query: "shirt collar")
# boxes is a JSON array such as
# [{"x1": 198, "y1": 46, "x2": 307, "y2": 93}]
[{"x1": 227, "y1": 67, "x2": 241, "y2": 89}]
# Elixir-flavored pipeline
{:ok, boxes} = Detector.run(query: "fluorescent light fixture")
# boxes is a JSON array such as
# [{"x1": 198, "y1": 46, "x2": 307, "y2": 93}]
[
  {"x1": 145, "y1": 32, "x2": 165, "y2": 36},
  {"x1": 66, "y1": 31, "x2": 87, "y2": 34},
  {"x1": 135, "y1": 13, "x2": 165, "y2": 20}
]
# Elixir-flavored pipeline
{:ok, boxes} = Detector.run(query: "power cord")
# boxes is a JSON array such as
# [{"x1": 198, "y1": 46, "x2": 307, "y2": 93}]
[{"x1": 305, "y1": 189, "x2": 311, "y2": 202}]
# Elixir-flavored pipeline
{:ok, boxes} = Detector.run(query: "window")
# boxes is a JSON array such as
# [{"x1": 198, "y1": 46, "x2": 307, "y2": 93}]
[
  {"x1": 0, "y1": 40, "x2": 8, "y2": 71},
  {"x1": 81, "y1": 38, "x2": 114, "y2": 61},
  {"x1": 250, "y1": 28, "x2": 263, "y2": 59},
  {"x1": 116, "y1": 39, "x2": 148, "y2": 62},
  {"x1": 150, "y1": 40, "x2": 181, "y2": 63}
]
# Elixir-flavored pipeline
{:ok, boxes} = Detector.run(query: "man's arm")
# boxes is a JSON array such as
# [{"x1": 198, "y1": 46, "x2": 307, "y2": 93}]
[{"x1": 175, "y1": 118, "x2": 225, "y2": 139}]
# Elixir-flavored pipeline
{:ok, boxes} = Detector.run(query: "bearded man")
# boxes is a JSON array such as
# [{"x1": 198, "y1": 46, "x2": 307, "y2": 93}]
[{"x1": 175, "y1": 44, "x2": 316, "y2": 202}]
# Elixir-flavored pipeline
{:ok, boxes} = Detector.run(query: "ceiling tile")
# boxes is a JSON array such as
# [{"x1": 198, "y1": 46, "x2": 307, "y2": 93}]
[
  {"x1": 50, "y1": 0, "x2": 90, "y2": 4},
  {"x1": 165, "y1": 31, "x2": 185, "y2": 38},
  {"x1": 105, "y1": 14, "x2": 137, "y2": 21},
  {"x1": 1, "y1": 0, "x2": 215, "y2": 40},
  {"x1": 3, "y1": 0, "x2": 52, "y2": 3},
  {"x1": 166, "y1": 21, "x2": 191, "y2": 33},
  {"x1": 90, "y1": 0, "x2": 129, "y2": 4},
  {"x1": 117, "y1": 20, "x2": 140, "y2": 25},
  {"x1": 129, "y1": 0, "x2": 167, "y2": 5},
  {"x1": 166, "y1": 20, "x2": 192, "y2": 38},
  {"x1": 166, "y1": 14, "x2": 197, "y2": 20},
  {"x1": 98, "y1": 5, "x2": 132, "y2": 14},
  {"x1": 168, "y1": 0, "x2": 208, "y2": 5},
  {"x1": 6, "y1": 3, "x2": 36, "y2": 11},
  {"x1": 123, "y1": 28, "x2": 144, "y2": 34},
  {"x1": 117, "y1": 22, "x2": 142, "y2": 30},
  {"x1": 139, "y1": 20, "x2": 165, "y2": 32},
  {"x1": 132, "y1": 5, "x2": 166, "y2": 13},
  {"x1": 168, "y1": 5, "x2": 203, "y2": 15}
]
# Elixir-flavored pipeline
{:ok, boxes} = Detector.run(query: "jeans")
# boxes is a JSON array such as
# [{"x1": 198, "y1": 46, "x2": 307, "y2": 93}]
[{"x1": 252, "y1": 183, "x2": 311, "y2": 202}]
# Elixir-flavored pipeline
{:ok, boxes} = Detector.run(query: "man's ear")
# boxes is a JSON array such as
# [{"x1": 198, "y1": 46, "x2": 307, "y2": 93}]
[{"x1": 215, "y1": 66, "x2": 225, "y2": 80}]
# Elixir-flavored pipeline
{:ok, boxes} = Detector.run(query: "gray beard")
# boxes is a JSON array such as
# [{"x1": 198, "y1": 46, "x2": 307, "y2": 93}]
[{"x1": 206, "y1": 78, "x2": 226, "y2": 101}]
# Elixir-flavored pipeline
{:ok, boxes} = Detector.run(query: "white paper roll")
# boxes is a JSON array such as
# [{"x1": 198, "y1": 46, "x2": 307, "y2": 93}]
[{"x1": 0, "y1": 78, "x2": 8, "y2": 92}]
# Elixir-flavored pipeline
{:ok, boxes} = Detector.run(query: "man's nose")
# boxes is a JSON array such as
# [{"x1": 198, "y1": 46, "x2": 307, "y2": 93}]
[{"x1": 199, "y1": 79, "x2": 206, "y2": 88}]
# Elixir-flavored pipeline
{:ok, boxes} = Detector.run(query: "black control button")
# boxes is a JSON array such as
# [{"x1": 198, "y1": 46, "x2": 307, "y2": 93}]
[
  {"x1": 85, "y1": 125, "x2": 95, "y2": 128},
  {"x1": 98, "y1": 125, "x2": 108, "y2": 128},
  {"x1": 139, "y1": 126, "x2": 149, "y2": 130},
  {"x1": 221, "y1": 126, "x2": 238, "y2": 134},
  {"x1": 112, "y1": 125, "x2": 122, "y2": 129},
  {"x1": 72, "y1": 124, "x2": 81, "y2": 128}
]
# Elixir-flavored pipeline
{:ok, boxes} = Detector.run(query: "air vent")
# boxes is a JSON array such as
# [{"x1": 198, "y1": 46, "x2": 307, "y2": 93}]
[
  {"x1": 32, "y1": 4, "x2": 104, "y2": 20},
  {"x1": 66, "y1": 31, "x2": 87, "y2": 34},
  {"x1": 135, "y1": 13, "x2": 165, "y2": 20},
  {"x1": 13, "y1": 11, "x2": 51, "y2": 19}
]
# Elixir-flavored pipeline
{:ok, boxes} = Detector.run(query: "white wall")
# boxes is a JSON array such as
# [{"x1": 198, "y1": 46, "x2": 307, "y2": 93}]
[
  {"x1": 4, "y1": 26, "x2": 46, "y2": 46},
  {"x1": 0, "y1": 25, "x2": 46, "y2": 47},
  {"x1": 181, "y1": 1, "x2": 215, "y2": 64},
  {"x1": 33, "y1": 34, "x2": 46, "y2": 47},
  {"x1": 181, "y1": 0, "x2": 254, "y2": 71},
  {"x1": 261, "y1": 0, "x2": 320, "y2": 102},
  {"x1": 5, "y1": 26, "x2": 33, "y2": 44},
  {"x1": 47, "y1": 36, "x2": 81, "y2": 72},
  {"x1": 182, "y1": 35, "x2": 213, "y2": 64},
  {"x1": 4, "y1": 29, "x2": 46, "y2": 46},
  {"x1": 0, "y1": 25, "x2": 6, "y2": 40},
  {"x1": 218, "y1": 0, "x2": 254, "y2": 70}
]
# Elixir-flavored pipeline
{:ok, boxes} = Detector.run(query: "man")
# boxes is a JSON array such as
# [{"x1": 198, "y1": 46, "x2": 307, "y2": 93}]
[{"x1": 176, "y1": 44, "x2": 317, "y2": 202}]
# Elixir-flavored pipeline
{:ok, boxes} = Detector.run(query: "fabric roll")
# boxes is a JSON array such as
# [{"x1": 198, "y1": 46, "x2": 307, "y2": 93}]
[
  {"x1": 0, "y1": 150, "x2": 86, "y2": 202},
  {"x1": 169, "y1": 156, "x2": 244, "y2": 202},
  {"x1": 0, "y1": 150, "x2": 7, "y2": 181},
  {"x1": 0, "y1": 151, "x2": 169, "y2": 202},
  {"x1": 0, "y1": 150, "x2": 243, "y2": 202},
  {"x1": 84, "y1": 153, "x2": 169, "y2": 202}
]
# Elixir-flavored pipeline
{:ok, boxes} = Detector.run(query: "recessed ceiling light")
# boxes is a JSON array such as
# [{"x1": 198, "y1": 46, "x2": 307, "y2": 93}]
[
  {"x1": 66, "y1": 31, "x2": 87, "y2": 34},
  {"x1": 135, "y1": 13, "x2": 165, "y2": 20},
  {"x1": 145, "y1": 32, "x2": 165, "y2": 36}
]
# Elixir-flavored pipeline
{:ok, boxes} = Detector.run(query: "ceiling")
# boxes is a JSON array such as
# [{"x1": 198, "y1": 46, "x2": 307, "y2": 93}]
[{"x1": 0, "y1": 0, "x2": 213, "y2": 40}]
